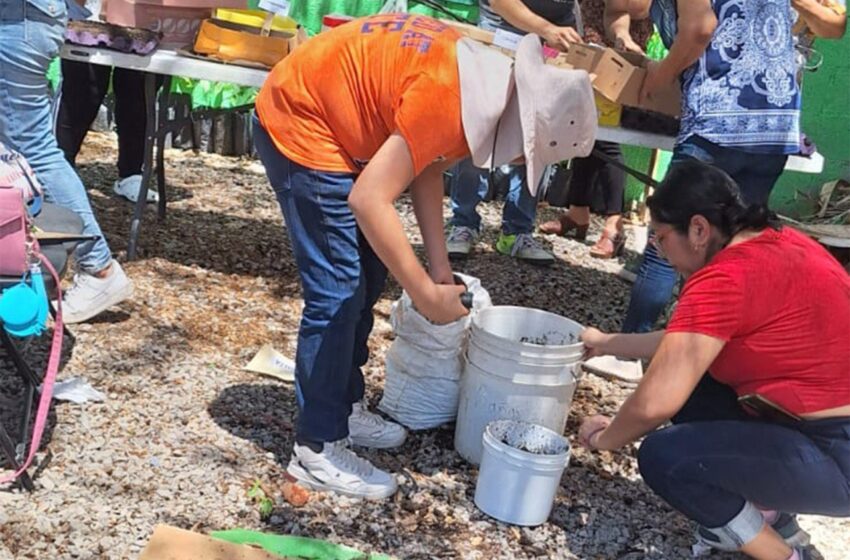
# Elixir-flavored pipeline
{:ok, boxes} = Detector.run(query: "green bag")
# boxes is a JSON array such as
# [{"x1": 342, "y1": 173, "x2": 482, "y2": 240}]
[{"x1": 212, "y1": 529, "x2": 396, "y2": 560}]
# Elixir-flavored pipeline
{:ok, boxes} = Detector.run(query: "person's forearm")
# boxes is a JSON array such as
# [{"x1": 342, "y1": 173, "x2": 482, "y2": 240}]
[
  {"x1": 354, "y1": 199, "x2": 433, "y2": 301},
  {"x1": 410, "y1": 163, "x2": 452, "y2": 280},
  {"x1": 654, "y1": 1, "x2": 717, "y2": 83},
  {"x1": 598, "y1": 330, "x2": 664, "y2": 359},
  {"x1": 604, "y1": 2, "x2": 633, "y2": 43},
  {"x1": 491, "y1": 0, "x2": 556, "y2": 35},
  {"x1": 794, "y1": 0, "x2": 847, "y2": 38},
  {"x1": 655, "y1": 26, "x2": 714, "y2": 83},
  {"x1": 594, "y1": 392, "x2": 667, "y2": 450}
]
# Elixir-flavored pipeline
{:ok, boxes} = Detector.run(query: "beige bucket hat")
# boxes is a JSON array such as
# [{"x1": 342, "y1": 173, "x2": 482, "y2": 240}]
[{"x1": 456, "y1": 34, "x2": 597, "y2": 195}]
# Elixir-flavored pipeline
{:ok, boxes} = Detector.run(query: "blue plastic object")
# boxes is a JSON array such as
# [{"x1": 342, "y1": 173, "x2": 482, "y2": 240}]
[{"x1": 0, "y1": 267, "x2": 48, "y2": 337}]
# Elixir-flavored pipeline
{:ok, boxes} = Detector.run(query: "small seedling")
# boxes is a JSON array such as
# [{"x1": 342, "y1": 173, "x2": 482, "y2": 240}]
[{"x1": 247, "y1": 480, "x2": 275, "y2": 521}]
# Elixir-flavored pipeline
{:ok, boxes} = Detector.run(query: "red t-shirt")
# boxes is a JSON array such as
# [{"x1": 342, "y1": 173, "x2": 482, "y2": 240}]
[{"x1": 667, "y1": 227, "x2": 850, "y2": 415}]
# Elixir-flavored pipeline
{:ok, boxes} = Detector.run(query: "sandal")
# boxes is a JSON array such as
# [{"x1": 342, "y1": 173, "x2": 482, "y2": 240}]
[
  {"x1": 590, "y1": 230, "x2": 625, "y2": 259},
  {"x1": 538, "y1": 213, "x2": 589, "y2": 240}
]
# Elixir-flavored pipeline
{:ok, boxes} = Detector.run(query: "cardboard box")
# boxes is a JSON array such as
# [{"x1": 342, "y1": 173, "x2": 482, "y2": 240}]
[
  {"x1": 439, "y1": 19, "x2": 518, "y2": 57},
  {"x1": 562, "y1": 43, "x2": 606, "y2": 72},
  {"x1": 592, "y1": 48, "x2": 681, "y2": 117},
  {"x1": 440, "y1": 19, "x2": 495, "y2": 44},
  {"x1": 138, "y1": 525, "x2": 286, "y2": 560}
]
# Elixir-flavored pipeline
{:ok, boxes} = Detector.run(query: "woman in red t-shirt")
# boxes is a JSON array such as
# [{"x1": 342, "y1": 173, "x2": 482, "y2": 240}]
[{"x1": 578, "y1": 161, "x2": 850, "y2": 560}]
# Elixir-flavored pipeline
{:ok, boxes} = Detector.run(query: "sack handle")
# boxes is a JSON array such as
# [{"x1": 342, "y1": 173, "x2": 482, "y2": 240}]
[{"x1": 0, "y1": 253, "x2": 63, "y2": 486}]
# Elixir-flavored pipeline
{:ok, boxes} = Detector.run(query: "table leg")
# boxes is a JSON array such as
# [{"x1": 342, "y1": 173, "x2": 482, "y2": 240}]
[
  {"x1": 127, "y1": 73, "x2": 158, "y2": 260},
  {"x1": 156, "y1": 76, "x2": 172, "y2": 222}
]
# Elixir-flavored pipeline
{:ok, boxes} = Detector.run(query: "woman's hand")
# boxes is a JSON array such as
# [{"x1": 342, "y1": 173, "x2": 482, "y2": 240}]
[
  {"x1": 412, "y1": 281, "x2": 468, "y2": 325},
  {"x1": 581, "y1": 327, "x2": 611, "y2": 359},
  {"x1": 542, "y1": 24, "x2": 584, "y2": 51},
  {"x1": 615, "y1": 34, "x2": 645, "y2": 54},
  {"x1": 639, "y1": 60, "x2": 675, "y2": 105},
  {"x1": 578, "y1": 415, "x2": 612, "y2": 450}
]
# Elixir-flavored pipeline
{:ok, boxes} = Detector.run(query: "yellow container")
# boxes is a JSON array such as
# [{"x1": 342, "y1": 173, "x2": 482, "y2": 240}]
[
  {"x1": 595, "y1": 93, "x2": 622, "y2": 127},
  {"x1": 194, "y1": 18, "x2": 295, "y2": 68},
  {"x1": 213, "y1": 8, "x2": 297, "y2": 33}
]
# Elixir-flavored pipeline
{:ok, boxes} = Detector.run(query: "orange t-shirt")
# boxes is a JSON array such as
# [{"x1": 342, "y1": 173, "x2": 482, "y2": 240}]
[{"x1": 255, "y1": 14, "x2": 470, "y2": 175}]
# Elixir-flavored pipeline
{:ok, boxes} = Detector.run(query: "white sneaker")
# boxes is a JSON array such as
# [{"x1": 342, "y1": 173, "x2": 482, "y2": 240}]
[
  {"x1": 62, "y1": 261, "x2": 134, "y2": 324},
  {"x1": 286, "y1": 440, "x2": 398, "y2": 500},
  {"x1": 446, "y1": 225, "x2": 477, "y2": 259},
  {"x1": 349, "y1": 401, "x2": 407, "y2": 449},
  {"x1": 113, "y1": 175, "x2": 158, "y2": 203}
]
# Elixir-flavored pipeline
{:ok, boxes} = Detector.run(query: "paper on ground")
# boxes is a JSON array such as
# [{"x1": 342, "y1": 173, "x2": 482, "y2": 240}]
[
  {"x1": 50, "y1": 378, "x2": 107, "y2": 404},
  {"x1": 244, "y1": 344, "x2": 295, "y2": 382},
  {"x1": 582, "y1": 355, "x2": 643, "y2": 384}
]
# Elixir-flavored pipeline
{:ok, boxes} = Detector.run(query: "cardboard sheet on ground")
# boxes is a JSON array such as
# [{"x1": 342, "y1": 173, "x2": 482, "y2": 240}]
[
  {"x1": 582, "y1": 355, "x2": 643, "y2": 384},
  {"x1": 138, "y1": 525, "x2": 291, "y2": 560},
  {"x1": 245, "y1": 344, "x2": 295, "y2": 382}
]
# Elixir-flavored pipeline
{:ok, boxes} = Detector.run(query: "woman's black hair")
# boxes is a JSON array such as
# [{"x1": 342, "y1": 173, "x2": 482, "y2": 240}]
[{"x1": 646, "y1": 160, "x2": 780, "y2": 238}]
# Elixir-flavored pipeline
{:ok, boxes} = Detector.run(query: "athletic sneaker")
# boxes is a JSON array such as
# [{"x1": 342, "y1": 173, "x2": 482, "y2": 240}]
[
  {"x1": 773, "y1": 513, "x2": 811, "y2": 548},
  {"x1": 62, "y1": 261, "x2": 134, "y2": 324},
  {"x1": 348, "y1": 401, "x2": 407, "y2": 449},
  {"x1": 446, "y1": 226, "x2": 477, "y2": 259},
  {"x1": 495, "y1": 233, "x2": 555, "y2": 266},
  {"x1": 696, "y1": 513, "x2": 811, "y2": 552},
  {"x1": 114, "y1": 175, "x2": 158, "y2": 203},
  {"x1": 286, "y1": 440, "x2": 398, "y2": 500}
]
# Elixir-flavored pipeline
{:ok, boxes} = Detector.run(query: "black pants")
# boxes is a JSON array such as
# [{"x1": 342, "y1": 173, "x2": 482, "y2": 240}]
[
  {"x1": 56, "y1": 60, "x2": 147, "y2": 179},
  {"x1": 566, "y1": 141, "x2": 625, "y2": 215}
]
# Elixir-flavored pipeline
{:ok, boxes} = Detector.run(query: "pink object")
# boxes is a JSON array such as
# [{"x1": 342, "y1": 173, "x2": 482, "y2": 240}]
[
  {"x1": 0, "y1": 187, "x2": 28, "y2": 278},
  {"x1": 105, "y1": 0, "x2": 247, "y2": 46},
  {"x1": 0, "y1": 254, "x2": 63, "y2": 486},
  {"x1": 542, "y1": 45, "x2": 560, "y2": 59}
]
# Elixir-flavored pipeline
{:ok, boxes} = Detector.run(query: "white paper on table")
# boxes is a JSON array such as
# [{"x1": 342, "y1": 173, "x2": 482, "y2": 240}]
[{"x1": 258, "y1": 0, "x2": 291, "y2": 16}]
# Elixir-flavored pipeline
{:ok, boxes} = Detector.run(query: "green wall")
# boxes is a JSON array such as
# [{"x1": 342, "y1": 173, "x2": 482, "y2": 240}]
[{"x1": 772, "y1": 32, "x2": 850, "y2": 216}]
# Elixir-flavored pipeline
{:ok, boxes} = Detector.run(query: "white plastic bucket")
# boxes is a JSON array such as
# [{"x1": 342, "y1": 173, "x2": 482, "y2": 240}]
[
  {"x1": 455, "y1": 306, "x2": 583, "y2": 464},
  {"x1": 474, "y1": 420, "x2": 570, "y2": 526}
]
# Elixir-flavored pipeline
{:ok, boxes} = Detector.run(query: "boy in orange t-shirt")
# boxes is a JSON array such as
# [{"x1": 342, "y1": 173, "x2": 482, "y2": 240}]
[{"x1": 253, "y1": 13, "x2": 597, "y2": 499}]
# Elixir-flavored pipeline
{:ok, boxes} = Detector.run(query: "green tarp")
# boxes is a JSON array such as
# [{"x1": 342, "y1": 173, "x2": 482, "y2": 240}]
[{"x1": 212, "y1": 529, "x2": 395, "y2": 560}]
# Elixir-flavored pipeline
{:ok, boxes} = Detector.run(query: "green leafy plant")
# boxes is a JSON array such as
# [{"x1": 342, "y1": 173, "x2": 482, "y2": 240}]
[{"x1": 247, "y1": 480, "x2": 275, "y2": 521}]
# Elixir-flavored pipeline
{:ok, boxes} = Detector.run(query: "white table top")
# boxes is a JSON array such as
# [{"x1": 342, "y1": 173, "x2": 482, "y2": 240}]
[
  {"x1": 59, "y1": 45, "x2": 825, "y2": 174},
  {"x1": 597, "y1": 126, "x2": 825, "y2": 174},
  {"x1": 60, "y1": 45, "x2": 268, "y2": 89}
]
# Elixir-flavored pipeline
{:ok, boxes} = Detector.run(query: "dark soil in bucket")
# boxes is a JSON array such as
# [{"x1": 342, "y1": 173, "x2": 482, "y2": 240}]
[{"x1": 519, "y1": 330, "x2": 579, "y2": 346}]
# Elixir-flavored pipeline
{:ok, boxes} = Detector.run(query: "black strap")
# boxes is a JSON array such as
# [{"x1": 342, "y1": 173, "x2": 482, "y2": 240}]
[{"x1": 591, "y1": 147, "x2": 660, "y2": 188}]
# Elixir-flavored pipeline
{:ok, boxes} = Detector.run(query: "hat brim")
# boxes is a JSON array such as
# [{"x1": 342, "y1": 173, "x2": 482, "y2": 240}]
[
  {"x1": 456, "y1": 38, "x2": 517, "y2": 169},
  {"x1": 514, "y1": 34, "x2": 597, "y2": 196},
  {"x1": 514, "y1": 34, "x2": 546, "y2": 196}
]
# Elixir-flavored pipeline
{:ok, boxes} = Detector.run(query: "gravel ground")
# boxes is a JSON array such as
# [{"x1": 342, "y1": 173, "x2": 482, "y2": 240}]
[{"x1": 1, "y1": 133, "x2": 848, "y2": 559}]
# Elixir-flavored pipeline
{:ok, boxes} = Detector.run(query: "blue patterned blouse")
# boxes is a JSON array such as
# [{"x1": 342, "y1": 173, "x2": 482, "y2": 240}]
[{"x1": 651, "y1": 0, "x2": 801, "y2": 154}]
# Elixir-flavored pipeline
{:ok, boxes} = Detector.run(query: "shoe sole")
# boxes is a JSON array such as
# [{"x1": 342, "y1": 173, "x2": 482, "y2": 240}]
[
  {"x1": 447, "y1": 251, "x2": 470, "y2": 260},
  {"x1": 286, "y1": 463, "x2": 397, "y2": 500},
  {"x1": 63, "y1": 282, "x2": 134, "y2": 324},
  {"x1": 349, "y1": 432, "x2": 407, "y2": 450}
]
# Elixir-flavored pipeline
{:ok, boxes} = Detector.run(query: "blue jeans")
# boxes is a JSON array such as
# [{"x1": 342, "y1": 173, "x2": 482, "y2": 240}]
[
  {"x1": 621, "y1": 136, "x2": 789, "y2": 333},
  {"x1": 639, "y1": 375, "x2": 850, "y2": 527},
  {"x1": 0, "y1": 0, "x2": 111, "y2": 273},
  {"x1": 449, "y1": 158, "x2": 537, "y2": 235},
  {"x1": 253, "y1": 115, "x2": 384, "y2": 444}
]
